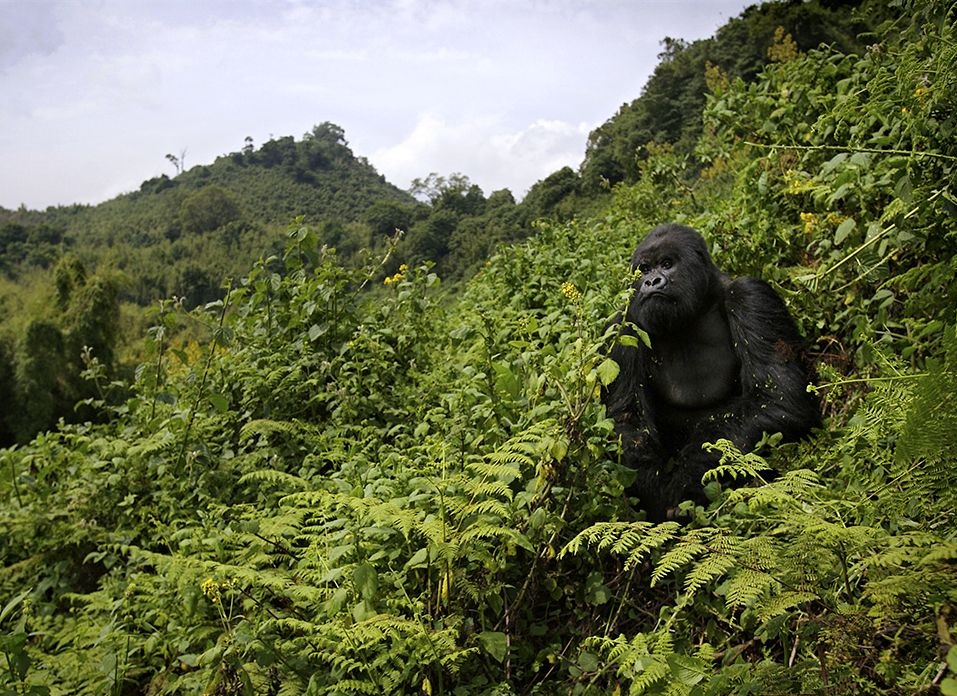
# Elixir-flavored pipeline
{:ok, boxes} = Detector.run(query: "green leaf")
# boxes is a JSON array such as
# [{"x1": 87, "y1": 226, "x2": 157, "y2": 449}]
[
  {"x1": 941, "y1": 678, "x2": 957, "y2": 696},
  {"x1": 666, "y1": 654, "x2": 707, "y2": 686},
  {"x1": 208, "y1": 392, "x2": 228, "y2": 413},
  {"x1": 352, "y1": 562, "x2": 378, "y2": 601},
  {"x1": 618, "y1": 333, "x2": 640, "y2": 348},
  {"x1": 493, "y1": 361, "x2": 521, "y2": 399},
  {"x1": 834, "y1": 217, "x2": 856, "y2": 245},
  {"x1": 584, "y1": 572, "x2": 611, "y2": 606},
  {"x1": 0, "y1": 589, "x2": 30, "y2": 626},
  {"x1": 352, "y1": 600, "x2": 374, "y2": 622},
  {"x1": 596, "y1": 357, "x2": 620, "y2": 386},
  {"x1": 477, "y1": 631, "x2": 508, "y2": 663},
  {"x1": 325, "y1": 587, "x2": 349, "y2": 614},
  {"x1": 0, "y1": 632, "x2": 29, "y2": 681},
  {"x1": 577, "y1": 650, "x2": 600, "y2": 673},
  {"x1": 549, "y1": 436, "x2": 568, "y2": 461},
  {"x1": 947, "y1": 644, "x2": 957, "y2": 673},
  {"x1": 405, "y1": 547, "x2": 429, "y2": 569}
]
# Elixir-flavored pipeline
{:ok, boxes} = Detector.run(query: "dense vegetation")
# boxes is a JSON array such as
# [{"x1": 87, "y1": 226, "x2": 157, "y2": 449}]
[
  {"x1": 0, "y1": 130, "x2": 570, "y2": 443},
  {"x1": 0, "y1": 0, "x2": 882, "y2": 445},
  {"x1": 3, "y1": 0, "x2": 957, "y2": 694},
  {"x1": 577, "y1": 0, "x2": 889, "y2": 193},
  {"x1": 0, "y1": 122, "x2": 412, "y2": 306}
]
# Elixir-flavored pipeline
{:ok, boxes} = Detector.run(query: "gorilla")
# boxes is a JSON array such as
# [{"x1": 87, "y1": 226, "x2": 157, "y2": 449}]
[{"x1": 603, "y1": 223, "x2": 819, "y2": 521}]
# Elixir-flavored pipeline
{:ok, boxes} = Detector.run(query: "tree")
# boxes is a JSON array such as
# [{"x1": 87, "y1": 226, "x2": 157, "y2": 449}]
[
  {"x1": 178, "y1": 185, "x2": 242, "y2": 235},
  {"x1": 524, "y1": 167, "x2": 581, "y2": 220},
  {"x1": 165, "y1": 148, "x2": 187, "y2": 174},
  {"x1": 0, "y1": 337, "x2": 16, "y2": 444},
  {"x1": 54, "y1": 255, "x2": 88, "y2": 309},
  {"x1": 406, "y1": 209, "x2": 458, "y2": 263},
  {"x1": 409, "y1": 172, "x2": 474, "y2": 204},
  {"x1": 13, "y1": 320, "x2": 67, "y2": 442},
  {"x1": 364, "y1": 199, "x2": 423, "y2": 240},
  {"x1": 62, "y1": 274, "x2": 120, "y2": 371}
]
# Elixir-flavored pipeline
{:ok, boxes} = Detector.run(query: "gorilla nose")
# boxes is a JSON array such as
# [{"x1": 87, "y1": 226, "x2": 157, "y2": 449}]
[{"x1": 641, "y1": 273, "x2": 668, "y2": 296}]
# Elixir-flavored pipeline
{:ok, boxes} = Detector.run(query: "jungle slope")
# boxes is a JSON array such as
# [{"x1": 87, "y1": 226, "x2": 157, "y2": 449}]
[{"x1": 2, "y1": 2, "x2": 957, "y2": 695}]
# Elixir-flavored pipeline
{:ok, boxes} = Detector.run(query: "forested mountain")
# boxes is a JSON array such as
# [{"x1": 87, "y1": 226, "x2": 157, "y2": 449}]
[
  {"x1": 0, "y1": 122, "x2": 414, "y2": 305},
  {"x1": 4, "y1": 0, "x2": 957, "y2": 693},
  {"x1": 577, "y1": 0, "x2": 893, "y2": 192},
  {"x1": 0, "y1": 126, "x2": 578, "y2": 442},
  {"x1": 0, "y1": 0, "x2": 884, "y2": 306}
]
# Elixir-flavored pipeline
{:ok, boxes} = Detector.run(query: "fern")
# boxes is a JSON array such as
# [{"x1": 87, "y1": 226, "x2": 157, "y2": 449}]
[
  {"x1": 650, "y1": 537, "x2": 709, "y2": 587},
  {"x1": 897, "y1": 322, "x2": 957, "y2": 466},
  {"x1": 239, "y1": 468, "x2": 310, "y2": 491}
]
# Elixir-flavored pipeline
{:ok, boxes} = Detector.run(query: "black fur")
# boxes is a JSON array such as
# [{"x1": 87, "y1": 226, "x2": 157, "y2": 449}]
[{"x1": 603, "y1": 224, "x2": 819, "y2": 520}]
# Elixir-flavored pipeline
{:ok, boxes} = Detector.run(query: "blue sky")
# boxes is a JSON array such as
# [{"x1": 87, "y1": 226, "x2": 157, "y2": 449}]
[{"x1": 0, "y1": 0, "x2": 753, "y2": 210}]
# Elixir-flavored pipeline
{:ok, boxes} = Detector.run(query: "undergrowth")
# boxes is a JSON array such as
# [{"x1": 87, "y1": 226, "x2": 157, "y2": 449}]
[{"x1": 3, "y1": 1, "x2": 957, "y2": 694}]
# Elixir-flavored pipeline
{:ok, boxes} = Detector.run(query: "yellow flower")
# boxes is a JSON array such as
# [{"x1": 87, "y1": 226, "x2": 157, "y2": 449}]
[
  {"x1": 800, "y1": 212, "x2": 817, "y2": 235},
  {"x1": 784, "y1": 170, "x2": 814, "y2": 195},
  {"x1": 561, "y1": 281, "x2": 582, "y2": 301},
  {"x1": 383, "y1": 271, "x2": 404, "y2": 285}
]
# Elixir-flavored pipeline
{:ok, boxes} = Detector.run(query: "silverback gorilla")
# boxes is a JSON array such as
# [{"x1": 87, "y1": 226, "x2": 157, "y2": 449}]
[{"x1": 603, "y1": 224, "x2": 818, "y2": 521}]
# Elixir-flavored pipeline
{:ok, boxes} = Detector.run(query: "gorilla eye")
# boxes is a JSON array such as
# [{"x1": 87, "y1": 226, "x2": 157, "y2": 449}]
[
  {"x1": 660, "y1": 257, "x2": 673, "y2": 269},
  {"x1": 637, "y1": 262, "x2": 651, "y2": 274}
]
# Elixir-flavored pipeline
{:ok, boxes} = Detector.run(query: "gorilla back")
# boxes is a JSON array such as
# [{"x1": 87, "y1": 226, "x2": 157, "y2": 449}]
[{"x1": 603, "y1": 223, "x2": 818, "y2": 521}]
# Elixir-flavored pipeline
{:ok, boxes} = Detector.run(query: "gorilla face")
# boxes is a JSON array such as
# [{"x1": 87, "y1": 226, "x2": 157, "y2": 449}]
[{"x1": 625, "y1": 224, "x2": 718, "y2": 335}]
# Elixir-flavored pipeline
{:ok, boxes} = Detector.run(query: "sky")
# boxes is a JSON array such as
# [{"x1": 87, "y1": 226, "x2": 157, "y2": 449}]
[{"x1": 0, "y1": 0, "x2": 754, "y2": 211}]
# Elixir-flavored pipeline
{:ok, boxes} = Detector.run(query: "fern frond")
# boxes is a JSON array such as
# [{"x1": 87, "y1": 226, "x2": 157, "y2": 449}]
[
  {"x1": 683, "y1": 552, "x2": 737, "y2": 597},
  {"x1": 239, "y1": 468, "x2": 310, "y2": 491},
  {"x1": 240, "y1": 418, "x2": 305, "y2": 441},
  {"x1": 128, "y1": 429, "x2": 177, "y2": 457},
  {"x1": 755, "y1": 590, "x2": 818, "y2": 622},
  {"x1": 458, "y1": 523, "x2": 516, "y2": 544},
  {"x1": 651, "y1": 540, "x2": 707, "y2": 587},
  {"x1": 724, "y1": 568, "x2": 777, "y2": 609},
  {"x1": 344, "y1": 498, "x2": 423, "y2": 539},
  {"x1": 560, "y1": 522, "x2": 638, "y2": 557},
  {"x1": 462, "y1": 478, "x2": 513, "y2": 501},
  {"x1": 898, "y1": 324, "x2": 957, "y2": 465},
  {"x1": 737, "y1": 535, "x2": 778, "y2": 570},
  {"x1": 467, "y1": 459, "x2": 523, "y2": 483},
  {"x1": 701, "y1": 439, "x2": 773, "y2": 483},
  {"x1": 632, "y1": 660, "x2": 670, "y2": 692},
  {"x1": 479, "y1": 452, "x2": 533, "y2": 474},
  {"x1": 624, "y1": 523, "x2": 683, "y2": 571}
]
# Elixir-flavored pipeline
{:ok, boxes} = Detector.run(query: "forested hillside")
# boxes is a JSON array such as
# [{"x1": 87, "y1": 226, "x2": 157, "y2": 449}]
[
  {"x1": 3, "y1": 0, "x2": 957, "y2": 694},
  {"x1": 0, "y1": 128, "x2": 552, "y2": 442},
  {"x1": 0, "y1": 122, "x2": 413, "y2": 306},
  {"x1": 0, "y1": 0, "x2": 883, "y2": 447},
  {"x1": 577, "y1": 0, "x2": 888, "y2": 191}
]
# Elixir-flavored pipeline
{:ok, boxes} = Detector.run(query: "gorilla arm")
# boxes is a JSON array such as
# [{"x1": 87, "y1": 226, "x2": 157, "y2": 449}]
[{"x1": 669, "y1": 277, "x2": 819, "y2": 485}]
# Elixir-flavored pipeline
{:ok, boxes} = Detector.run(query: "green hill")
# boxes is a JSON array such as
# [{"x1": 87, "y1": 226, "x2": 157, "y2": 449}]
[
  {"x1": 0, "y1": 122, "x2": 415, "y2": 306},
  {"x1": 3, "y1": 1, "x2": 957, "y2": 693}
]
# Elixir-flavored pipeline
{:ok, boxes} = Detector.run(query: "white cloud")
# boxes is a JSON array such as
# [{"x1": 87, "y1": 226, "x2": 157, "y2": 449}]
[
  {"x1": 0, "y1": 0, "x2": 754, "y2": 209},
  {"x1": 372, "y1": 114, "x2": 593, "y2": 198}
]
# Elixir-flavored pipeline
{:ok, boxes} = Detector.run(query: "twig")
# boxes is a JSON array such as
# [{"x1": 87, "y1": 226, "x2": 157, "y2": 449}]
[{"x1": 744, "y1": 140, "x2": 957, "y2": 163}]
